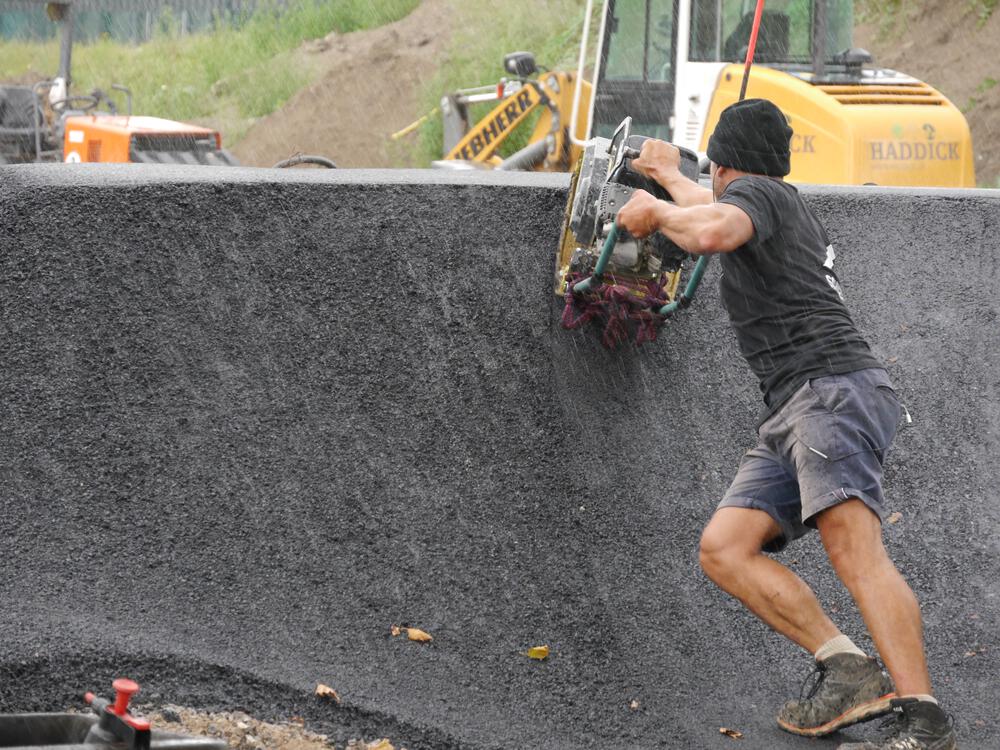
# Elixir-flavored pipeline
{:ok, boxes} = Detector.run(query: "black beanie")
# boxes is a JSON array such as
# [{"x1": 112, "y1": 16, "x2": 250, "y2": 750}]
[{"x1": 707, "y1": 98, "x2": 792, "y2": 177}]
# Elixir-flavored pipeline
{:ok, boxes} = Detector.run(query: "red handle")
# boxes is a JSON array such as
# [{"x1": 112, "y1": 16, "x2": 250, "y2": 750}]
[
  {"x1": 111, "y1": 678, "x2": 139, "y2": 716},
  {"x1": 739, "y1": 0, "x2": 767, "y2": 101}
]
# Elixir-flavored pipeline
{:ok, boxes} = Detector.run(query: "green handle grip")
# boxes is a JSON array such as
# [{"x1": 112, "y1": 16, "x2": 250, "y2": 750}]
[
  {"x1": 571, "y1": 222, "x2": 619, "y2": 295},
  {"x1": 659, "y1": 254, "x2": 712, "y2": 315}
]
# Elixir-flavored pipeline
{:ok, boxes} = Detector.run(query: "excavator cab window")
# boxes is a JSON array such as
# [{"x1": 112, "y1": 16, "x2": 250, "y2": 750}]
[
  {"x1": 594, "y1": 0, "x2": 679, "y2": 140},
  {"x1": 689, "y1": 0, "x2": 853, "y2": 65}
]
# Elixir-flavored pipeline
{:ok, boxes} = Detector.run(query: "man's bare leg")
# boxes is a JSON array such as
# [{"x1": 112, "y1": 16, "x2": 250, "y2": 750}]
[
  {"x1": 814, "y1": 499, "x2": 932, "y2": 696},
  {"x1": 699, "y1": 507, "x2": 841, "y2": 651}
]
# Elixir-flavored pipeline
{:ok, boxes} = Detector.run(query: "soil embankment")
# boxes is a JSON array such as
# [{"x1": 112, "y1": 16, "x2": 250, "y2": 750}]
[{"x1": 232, "y1": 0, "x2": 452, "y2": 168}]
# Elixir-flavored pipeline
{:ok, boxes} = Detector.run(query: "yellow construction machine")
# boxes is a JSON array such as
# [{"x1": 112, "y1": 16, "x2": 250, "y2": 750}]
[{"x1": 438, "y1": 0, "x2": 975, "y2": 188}]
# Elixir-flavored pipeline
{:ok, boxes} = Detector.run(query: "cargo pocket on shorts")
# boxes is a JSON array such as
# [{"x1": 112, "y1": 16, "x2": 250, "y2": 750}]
[{"x1": 791, "y1": 376, "x2": 900, "y2": 463}]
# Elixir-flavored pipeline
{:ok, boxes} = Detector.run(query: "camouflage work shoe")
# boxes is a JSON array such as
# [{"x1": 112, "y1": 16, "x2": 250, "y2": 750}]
[
  {"x1": 837, "y1": 697, "x2": 958, "y2": 749},
  {"x1": 777, "y1": 653, "x2": 895, "y2": 737}
]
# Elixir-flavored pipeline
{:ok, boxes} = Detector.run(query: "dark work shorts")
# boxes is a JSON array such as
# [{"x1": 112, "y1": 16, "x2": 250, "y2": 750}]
[{"x1": 719, "y1": 368, "x2": 903, "y2": 552}]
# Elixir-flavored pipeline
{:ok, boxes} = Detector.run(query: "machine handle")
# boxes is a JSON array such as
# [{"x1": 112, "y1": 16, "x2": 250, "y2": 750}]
[
  {"x1": 660, "y1": 255, "x2": 712, "y2": 316},
  {"x1": 570, "y1": 222, "x2": 620, "y2": 295}
]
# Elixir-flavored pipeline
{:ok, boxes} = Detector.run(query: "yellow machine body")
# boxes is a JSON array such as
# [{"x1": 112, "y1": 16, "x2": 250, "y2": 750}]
[
  {"x1": 701, "y1": 65, "x2": 976, "y2": 187},
  {"x1": 443, "y1": 72, "x2": 592, "y2": 172}
]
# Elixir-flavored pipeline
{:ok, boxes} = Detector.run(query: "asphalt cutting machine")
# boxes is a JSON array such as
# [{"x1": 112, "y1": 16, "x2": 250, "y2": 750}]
[
  {"x1": 555, "y1": 116, "x2": 711, "y2": 348},
  {"x1": 556, "y1": 0, "x2": 768, "y2": 348}
]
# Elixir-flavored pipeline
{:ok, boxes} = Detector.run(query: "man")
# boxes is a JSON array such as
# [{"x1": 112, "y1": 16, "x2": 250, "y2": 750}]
[{"x1": 615, "y1": 99, "x2": 957, "y2": 750}]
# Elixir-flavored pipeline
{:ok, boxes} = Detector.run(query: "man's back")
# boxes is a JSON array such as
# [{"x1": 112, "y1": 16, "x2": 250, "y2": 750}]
[{"x1": 717, "y1": 176, "x2": 881, "y2": 421}]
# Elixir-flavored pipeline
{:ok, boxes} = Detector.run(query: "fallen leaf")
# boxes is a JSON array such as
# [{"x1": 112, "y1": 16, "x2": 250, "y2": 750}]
[
  {"x1": 406, "y1": 627, "x2": 433, "y2": 643},
  {"x1": 964, "y1": 650, "x2": 977, "y2": 657},
  {"x1": 720, "y1": 727, "x2": 744, "y2": 739},
  {"x1": 367, "y1": 741, "x2": 394, "y2": 750},
  {"x1": 887, "y1": 511, "x2": 903, "y2": 524},
  {"x1": 315, "y1": 684, "x2": 341, "y2": 704},
  {"x1": 629, "y1": 699, "x2": 640, "y2": 710},
  {"x1": 390, "y1": 625, "x2": 401, "y2": 637},
  {"x1": 525, "y1": 645, "x2": 550, "y2": 660}
]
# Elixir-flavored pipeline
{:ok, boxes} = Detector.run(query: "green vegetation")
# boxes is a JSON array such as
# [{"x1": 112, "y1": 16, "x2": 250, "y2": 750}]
[
  {"x1": 412, "y1": 0, "x2": 598, "y2": 165},
  {"x1": 859, "y1": 0, "x2": 997, "y2": 33},
  {"x1": 855, "y1": 0, "x2": 908, "y2": 37},
  {"x1": 973, "y1": 0, "x2": 998, "y2": 23},
  {"x1": 962, "y1": 75, "x2": 998, "y2": 113},
  {"x1": 0, "y1": 0, "x2": 419, "y2": 143}
]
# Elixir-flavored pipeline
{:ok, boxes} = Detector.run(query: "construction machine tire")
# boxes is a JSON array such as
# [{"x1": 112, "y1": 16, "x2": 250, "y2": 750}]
[{"x1": 272, "y1": 154, "x2": 337, "y2": 169}]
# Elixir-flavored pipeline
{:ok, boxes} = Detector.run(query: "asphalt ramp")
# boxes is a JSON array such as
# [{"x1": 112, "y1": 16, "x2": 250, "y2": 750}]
[{"x1": 0, "y1": 165, "x2": 997, "y2": 749}]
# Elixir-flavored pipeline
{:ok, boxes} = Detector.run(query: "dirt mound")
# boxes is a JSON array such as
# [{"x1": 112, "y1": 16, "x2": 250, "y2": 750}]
[
  {"x1": 857, "y1": 3, "x2": 1000, "y2": 187},
  {"x1": 232, "y1": 0, "x2": 452, "y2": 169}
]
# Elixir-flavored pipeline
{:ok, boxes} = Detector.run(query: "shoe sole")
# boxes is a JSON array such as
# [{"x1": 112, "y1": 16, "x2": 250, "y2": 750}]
[{"x1": 777, "y1": 693, "x2": 896, "y2": 737}]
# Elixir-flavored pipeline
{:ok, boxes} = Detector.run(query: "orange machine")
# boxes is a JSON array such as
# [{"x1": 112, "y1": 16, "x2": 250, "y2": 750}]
[
  {"x1": 0, "y1": 1, "x2": 236, "y2": 167},
  {"x1": 62, "y1": 115, "x2": 235, "y2": 166}
]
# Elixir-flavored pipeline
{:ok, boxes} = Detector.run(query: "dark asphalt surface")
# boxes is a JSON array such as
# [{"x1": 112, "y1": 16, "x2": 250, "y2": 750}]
[{"x1": 0, "y1": 165, "x2": 997, "y2": 749}]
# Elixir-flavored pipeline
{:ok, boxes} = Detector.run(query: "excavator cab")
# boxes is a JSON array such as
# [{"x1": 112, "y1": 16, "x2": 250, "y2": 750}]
[
  {"x1": 590, "y1": 0, "x2": 854, "y2": 140},
  {"x1": 591, "y1": 0, "x2": 678, "y2": 140},
  {"x1": 580, "y1": 0, "x2": 974, "y2": 186}
]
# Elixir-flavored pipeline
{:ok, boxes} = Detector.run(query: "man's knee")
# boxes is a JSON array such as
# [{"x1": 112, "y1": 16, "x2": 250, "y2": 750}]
[
  {"x1": 699, "y1": 508, "x2": 777, "y2": 582},
  {"x1": 816, "y1": 499, "x2": 889, "y2": 582},
  {"x1": 699, "y1": 525, "x2": 742, "y2": 582}
]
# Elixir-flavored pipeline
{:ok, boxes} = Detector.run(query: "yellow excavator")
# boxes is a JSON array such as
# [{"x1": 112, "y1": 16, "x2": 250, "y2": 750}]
[{"x1": 437, "y1": 0, "x2": 975, "y2": 187}]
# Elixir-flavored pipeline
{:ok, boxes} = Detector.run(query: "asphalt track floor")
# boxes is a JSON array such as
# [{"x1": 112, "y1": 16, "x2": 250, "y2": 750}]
[{"x1": 0, "y1": 165, "x2": 997, "y2": 749}]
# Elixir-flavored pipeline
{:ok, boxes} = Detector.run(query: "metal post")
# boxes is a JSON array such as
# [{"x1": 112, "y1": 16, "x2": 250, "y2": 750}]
[
  {"x1": 58, "y1": 3, "x2": 73, "y2": 86},
  {"x1": 813, "y1": 0, "x2": 827, "y2": 80}
]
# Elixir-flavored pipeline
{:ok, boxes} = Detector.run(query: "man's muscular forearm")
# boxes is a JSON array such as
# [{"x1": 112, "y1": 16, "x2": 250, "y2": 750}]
[
  {"x1": 616, "y1": 190, "x2": 754, "y2": 254},
  {"x1": 653, "y1": 202, "x2": 728, "y2": 254},
  {"x1": 631, "y1": 140, "x2": 713, "y2": 208},
  {"x1": 646, "y1": 166, "x2": 713, "y2": 208}
]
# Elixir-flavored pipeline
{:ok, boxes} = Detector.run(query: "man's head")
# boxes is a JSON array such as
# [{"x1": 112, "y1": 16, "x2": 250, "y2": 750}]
[{"x1": 707, "y1": 98, "x2": 792, "y2": 197}]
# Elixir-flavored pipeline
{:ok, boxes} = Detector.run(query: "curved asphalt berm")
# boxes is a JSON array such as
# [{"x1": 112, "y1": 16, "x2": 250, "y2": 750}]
[{"x1": 0, "y1": 165, "x2": 997, "y2": 749}]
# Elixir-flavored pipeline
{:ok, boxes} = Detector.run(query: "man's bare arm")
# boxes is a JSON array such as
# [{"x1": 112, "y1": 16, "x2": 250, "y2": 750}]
[
  {"x1": 631, "y1": 140, "x2": 713, "y2": 207},
  {"x1": 616, "y1": 189, "x2": 754, "y2": 254}
]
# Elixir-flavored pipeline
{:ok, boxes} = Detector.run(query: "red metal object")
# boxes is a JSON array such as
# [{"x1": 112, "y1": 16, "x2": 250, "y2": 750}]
[
  {"x1": 124, "y1": 716, "x2": 152, "y2": 732},
  {"x1": 739, "y1": 0, "x2": 767, "y2": 101},
  {"x1": 111, "y1": 678, "x2": 139, "y2": 716}
]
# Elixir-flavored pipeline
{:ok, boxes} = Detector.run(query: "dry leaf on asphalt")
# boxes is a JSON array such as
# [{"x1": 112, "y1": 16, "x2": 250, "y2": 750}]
[
  {"x1": 525, "y1": 645, "x2": 549, "y2": 660},
  {"x1": 719, "y1": 727, "x2": 744, "y2": 739},
  {"x1": 366, "y1": 740, "x2": 394, "y2": 750},
  {"x1": 390, "y1": 625, "x2": 401, "y2": 637},
  {"x1": 629, "y1": 699, "x2": 640, "y2": 710},
  {"x1": 888, "y1": 511, "x2": 903, "y2": 524},
  {"x1": 314, "y1": 684, "x2": 341, "y2": 704},
  {"x1": 406, "y1": 627, "x2": 433, "y2": 642}
]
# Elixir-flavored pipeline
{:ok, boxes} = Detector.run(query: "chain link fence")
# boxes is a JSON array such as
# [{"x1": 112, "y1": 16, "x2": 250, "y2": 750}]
[{"x1": 0, "y1": 1, "x2": 290, "y2": 42}]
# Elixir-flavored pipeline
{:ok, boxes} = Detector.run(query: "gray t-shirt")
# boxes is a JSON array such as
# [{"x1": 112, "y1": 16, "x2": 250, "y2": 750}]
[{"x1": 717, "y1": 175, "x2": 882, "y2": 423}]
